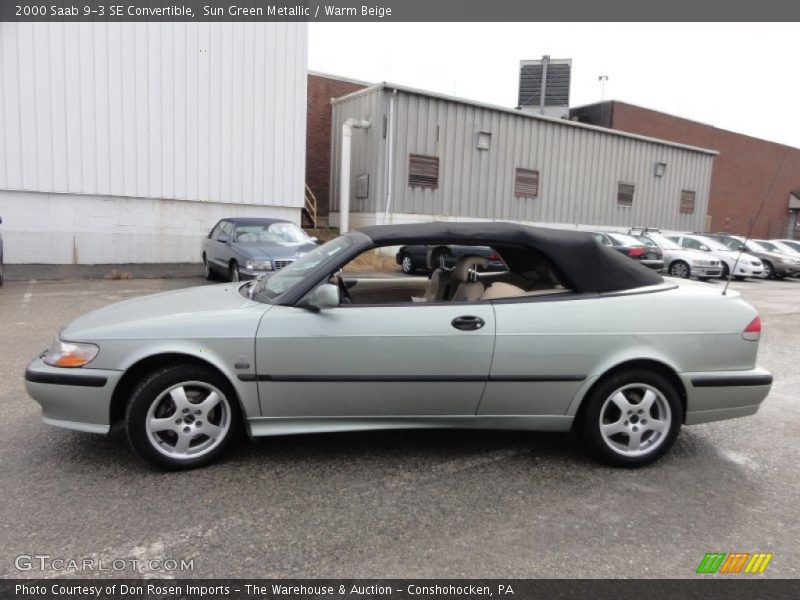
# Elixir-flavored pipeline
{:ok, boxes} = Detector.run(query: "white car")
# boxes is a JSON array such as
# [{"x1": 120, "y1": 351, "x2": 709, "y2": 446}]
[
  {"x1": 633, "y1": 231, "x2": 723, "y2": 280},
  {"x1": 668, "y1": 234, "x2": 763, "y2": 279}
]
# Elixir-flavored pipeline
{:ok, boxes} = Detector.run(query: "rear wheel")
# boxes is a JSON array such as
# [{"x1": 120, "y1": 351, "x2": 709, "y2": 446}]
[
  {"x1": 125, "y1": 365, "x2": 241, "y2": 470},
  {"x1": 669, "y1": 261, "x2": 690, "y2": 279},
  {"x1": 578, "y1": 368, "x2": 682, "y2": 467},
  {"x1": 229, "y1": 261, "x2": 240, "y2": 282}
]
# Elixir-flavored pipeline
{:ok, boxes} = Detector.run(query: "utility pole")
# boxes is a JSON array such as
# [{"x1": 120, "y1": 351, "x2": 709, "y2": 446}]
[{"x1": 598, "y1": 75, "x2": 609, "y2": 125}]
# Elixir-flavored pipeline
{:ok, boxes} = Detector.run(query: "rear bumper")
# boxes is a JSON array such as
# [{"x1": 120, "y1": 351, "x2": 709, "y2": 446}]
[
  {"x1": 640, "y1": 259, "x2": 665, "y2": 271},
  {"x1": 680, "y1": 367, "x2": 772, "y2": 425},
  {"x1": 24, "y1": 356, "x2": 120, "y2": 434}
]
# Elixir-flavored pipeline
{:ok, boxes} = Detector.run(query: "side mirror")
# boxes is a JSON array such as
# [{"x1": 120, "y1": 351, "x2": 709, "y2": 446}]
[
  {"x1": 309, "y1": 236, "x2": 319, "y2": 243},
  {"x1": 699, "y1": 245, "x2": 709, "y2": 251},
  {"x1": 298, "y1": 283, "x2": 340, "y2": 311},
  {"x1": 218, "y1": 235, "x2": 230, "y2": 244}
]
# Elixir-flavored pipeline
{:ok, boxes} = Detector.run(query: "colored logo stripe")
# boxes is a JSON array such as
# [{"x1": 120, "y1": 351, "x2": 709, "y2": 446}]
[
  {"x1": 744, "y1": 553, "x2": 773, "y2": 573},
  {"x1": 696, "y1": 553, "x2": 726, "y2": 574},
  {"x1": 720, "y1": 553, "x2": 750, "y2": 573}
]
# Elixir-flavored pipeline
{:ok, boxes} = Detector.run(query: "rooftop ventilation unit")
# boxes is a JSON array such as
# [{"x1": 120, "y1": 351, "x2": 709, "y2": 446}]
[{"x1": 517, "y1": 56, "x2": 572, "y2": 118}]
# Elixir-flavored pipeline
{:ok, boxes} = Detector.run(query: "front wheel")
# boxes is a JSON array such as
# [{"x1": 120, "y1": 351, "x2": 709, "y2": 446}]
[
  {"x1": 578, "y1": 369, "x2": 682, "y2": 467},
  {"x1": 400, "y1": 253, "x2": 416, "y2": 275},
  {"x1": 669, "y1": 261, "x2": 690, "y2": 279},
  {"x1": 125, "y1": 365, "x2": 241, "y2": 470},
  {"x1": 203, "y1": 254, "x2": 215, "y2": 280},
  {"x1": 229, "y1": 261, "x2": 240, "y2": 282},
  {"x1": 762, "y1": 261, "x2": 774, "y2": 279}
]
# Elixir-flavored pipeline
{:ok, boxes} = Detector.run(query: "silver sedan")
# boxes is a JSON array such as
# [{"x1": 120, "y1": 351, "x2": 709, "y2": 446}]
[{"x1": 25, "y1": 222, "x2": 772, "y2": 470}]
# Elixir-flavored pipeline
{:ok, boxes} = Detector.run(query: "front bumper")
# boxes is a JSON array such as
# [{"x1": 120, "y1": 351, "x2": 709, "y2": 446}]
[
  {"x1": 692, "y1": 265, "x2": 722, "y2": 277},
  {"x1": 680, "y1": 366, "x2": 772, "y2": 425},
  {"x1": 25, "y1": 356, "x2": 121, "y2": 434}
]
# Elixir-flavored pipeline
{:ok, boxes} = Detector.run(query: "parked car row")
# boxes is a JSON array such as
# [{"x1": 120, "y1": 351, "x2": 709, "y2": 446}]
[{"x1": 390, "y1": 225, "x2": 800, "y2": 283}]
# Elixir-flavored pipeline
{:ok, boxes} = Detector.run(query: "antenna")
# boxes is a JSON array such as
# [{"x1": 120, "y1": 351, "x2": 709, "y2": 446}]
[{"x1": 722, "y1": 151, "x2": 788, "y2": 296}]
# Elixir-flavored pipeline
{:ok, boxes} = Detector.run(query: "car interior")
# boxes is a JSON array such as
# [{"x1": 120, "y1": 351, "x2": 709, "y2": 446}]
[{"x1": 333, "y1": 244, "x2": 571, "y2": 305}]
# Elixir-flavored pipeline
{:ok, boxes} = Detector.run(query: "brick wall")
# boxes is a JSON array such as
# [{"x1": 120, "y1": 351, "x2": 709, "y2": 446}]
[
  {"x1": 306, "y1": 73, "x2": 368, "y2": 224},
  {"x1": 571, "y1": 101, "x2": 800, "y2": 238}
]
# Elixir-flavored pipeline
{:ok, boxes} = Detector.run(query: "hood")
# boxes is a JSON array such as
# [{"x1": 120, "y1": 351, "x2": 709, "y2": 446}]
[
  {"x1": 61, "y1": 283, "x2": 261, "y2": 340},
  {"x1": 754, "y1": 249, "x2": 797, "y2": 263},
  {"x1": 232, "y1": 241, "x2": 317, "y2": 259}
]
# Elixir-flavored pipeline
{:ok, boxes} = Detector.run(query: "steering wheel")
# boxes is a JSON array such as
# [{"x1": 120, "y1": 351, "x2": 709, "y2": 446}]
[{"x1": 333, "y1": 273, "x2": 352, "y2": 305}]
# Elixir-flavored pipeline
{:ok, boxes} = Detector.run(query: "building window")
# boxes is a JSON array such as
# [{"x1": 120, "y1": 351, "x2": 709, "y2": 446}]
[
  {"x1": 514, "y1": 168, "x2": 539, "y2": 198},
  {"x1": 617, "y1": 182, "x2": 635, "y2": 207},
  {"x1": 680, "y1": 190, "x2": 696, "y2": 214},
  {"x1": 408, "y1": 154, "x2": 439, "y2": 189}
]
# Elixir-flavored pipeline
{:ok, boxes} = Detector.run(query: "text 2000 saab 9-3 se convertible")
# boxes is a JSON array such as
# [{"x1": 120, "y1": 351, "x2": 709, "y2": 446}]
[{"x1": 25, "y1": 222, "x2": 772, "y2": 470}]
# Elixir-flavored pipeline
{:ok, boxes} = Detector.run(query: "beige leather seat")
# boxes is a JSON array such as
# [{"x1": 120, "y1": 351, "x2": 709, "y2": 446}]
[
  {"x1": 481, "y1": 281, "x2": 526, "y2": 299},
  {"x1": 412, "y1": 267, "x2": 454, "y2": 303},
  {"x1": 451, "y1": 256, "x2": 489, "y2": 301}
]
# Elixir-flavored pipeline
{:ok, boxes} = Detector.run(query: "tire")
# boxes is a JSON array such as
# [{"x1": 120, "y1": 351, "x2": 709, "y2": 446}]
[
  {"x1": 762, "y1": 261, "x2": 774, "y2": 279},
  {"x1": 669, "y1": 261, "x2": 690, "y2": 279},
  {"x1": 720, "y1": 263, "x2": 730, "y2": 279},
  {"x1": 400, "y1": 253, "x2": 416, "y2": 275},
  {"x1": 577, "y1": 368, "x2": 682, "y2": 468},
  {"x1": 229, "y1": 261, "x2": 240, "y2": 282},
  {"x1": 125, "y1": 364, "x2": 242, "y2": 470},
  {"x1": 203, "y1": 254, "x2": 215, "y2": 281}
]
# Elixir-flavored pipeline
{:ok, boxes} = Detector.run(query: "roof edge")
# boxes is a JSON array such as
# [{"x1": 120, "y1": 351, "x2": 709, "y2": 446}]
[{"x1": 333, "y1": 83, "x2": 718, "y2": 156}]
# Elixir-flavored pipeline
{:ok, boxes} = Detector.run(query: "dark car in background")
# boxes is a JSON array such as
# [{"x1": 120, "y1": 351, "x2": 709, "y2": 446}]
[
  {"x1": 396, "y1": 244, "x2": 506, "y2": 274},
  {"x1": 591, "y1": 232, "x2": 664, "y2": 272},
  {"x1": 699, "y1": 232, "x2": 800, "y2": 279},
  {"x1": 202, "y1": 218, "x2": 318, "y2": 282}
]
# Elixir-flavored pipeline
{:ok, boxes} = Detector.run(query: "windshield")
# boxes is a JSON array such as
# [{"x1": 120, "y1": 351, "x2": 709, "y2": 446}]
[
  {"x1": 640, "y1": 233, "x2": 681, "y2": 250},
  {"x1": 234, "y1": 222, "x2": 309, "y2": 244},
  {"x1": 745, "y1": 240, "x2": 770, "y2": 253},
  {"x1": 251, "y1": 235, "x2": 356, "y2": 301},
  {"x1": 755, "y1": 240, "x2": 779, "y2": 252},
  {"x1": 695, "y1": 236, "x2": 734, "y2": 252}
]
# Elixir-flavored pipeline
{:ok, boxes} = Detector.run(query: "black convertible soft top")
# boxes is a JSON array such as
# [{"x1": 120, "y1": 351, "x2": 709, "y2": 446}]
[{"x1": 356, "y1": 221, "x2": 663, "y2": 293}]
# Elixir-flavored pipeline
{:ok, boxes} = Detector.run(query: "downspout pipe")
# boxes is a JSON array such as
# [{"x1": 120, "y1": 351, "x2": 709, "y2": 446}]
[{"x1": 340, "y1": 118, "x2": 371, "y2": 234}]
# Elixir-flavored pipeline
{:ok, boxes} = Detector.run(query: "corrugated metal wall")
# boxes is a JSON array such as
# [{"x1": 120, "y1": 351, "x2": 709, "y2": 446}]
[
  {"x1": 332, "y1": 87, "x2": 714, "y2": 232},
  {"x1": 0, "y1": 22, "x2": 307, "y2": 208}
]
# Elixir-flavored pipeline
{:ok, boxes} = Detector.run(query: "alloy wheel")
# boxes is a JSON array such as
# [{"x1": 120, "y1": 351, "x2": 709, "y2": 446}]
[
  {"x1": 670, "y1": 262, "x2": 690, "y2": 278},
  {"x1": 598, "y1": 383, "x2": 672, "y2": 457},
  {"x1": 401, "y1": 255, "x2": 414, "y2": 274},
  {"x1": 145, "y1": 381, "x2": 231, "y2": 460}
]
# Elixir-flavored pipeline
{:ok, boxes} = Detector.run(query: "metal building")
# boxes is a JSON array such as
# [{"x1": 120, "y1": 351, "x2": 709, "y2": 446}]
[
  {"x1": 0, "y1": 22, "x2": 307, "y2": 264},
  {"x1": 330, "y1": 83, "x2": 716, "y2": 234}
]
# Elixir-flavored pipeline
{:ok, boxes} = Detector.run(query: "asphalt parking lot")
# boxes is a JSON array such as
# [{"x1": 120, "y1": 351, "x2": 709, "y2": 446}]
[{"x1": 1, "y1": 276, "x2": 799, "y2": 579}]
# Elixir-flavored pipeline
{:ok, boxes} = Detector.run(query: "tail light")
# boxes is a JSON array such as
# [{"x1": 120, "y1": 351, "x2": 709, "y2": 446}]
[
  {"x1": 742, "y1": 316, "x2": 761, "y2": 341},
  {"x1": 488, "y1": 252, "x2": 500, "y2": 261},
  {"x1": 628, "y1": 247, "x2": 645, "y2": 258}
]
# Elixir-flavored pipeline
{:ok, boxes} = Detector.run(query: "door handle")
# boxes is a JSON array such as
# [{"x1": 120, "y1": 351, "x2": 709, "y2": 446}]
[{"x1": 451, "y1": 315, "x2": 485, "y2": 331}]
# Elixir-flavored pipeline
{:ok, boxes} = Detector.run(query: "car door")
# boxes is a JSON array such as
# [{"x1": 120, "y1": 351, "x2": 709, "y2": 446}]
[
  {"x1": 254, "y1": 302, "x2": 496, "y2": 418},
  {"x1": 478, "y1": 296, "x2": 592, "y2": 420}
]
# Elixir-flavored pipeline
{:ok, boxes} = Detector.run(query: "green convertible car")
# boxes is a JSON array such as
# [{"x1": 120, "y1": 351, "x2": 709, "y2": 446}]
[{"x1": 25, "y1": 222, "x2": 772, "y2": 470}]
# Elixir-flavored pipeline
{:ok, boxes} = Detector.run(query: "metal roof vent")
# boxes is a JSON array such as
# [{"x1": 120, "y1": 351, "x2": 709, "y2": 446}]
[{"x1": 517, "y1": 56, "x2": 572, "y2": 118}]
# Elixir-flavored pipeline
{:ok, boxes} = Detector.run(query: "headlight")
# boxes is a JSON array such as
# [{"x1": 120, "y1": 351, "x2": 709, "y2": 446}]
[
  {"x1": 43, "y1": 339, "x2": 99, "y2": 368},
  {"x1": 245, "y1": 259, "x2": 272, "y2": 271}
]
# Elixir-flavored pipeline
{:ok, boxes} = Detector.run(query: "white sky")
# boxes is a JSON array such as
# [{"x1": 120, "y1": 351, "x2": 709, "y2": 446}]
[{"x1": 309, "y1": 22, "x2": 800, "y2": 148}]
